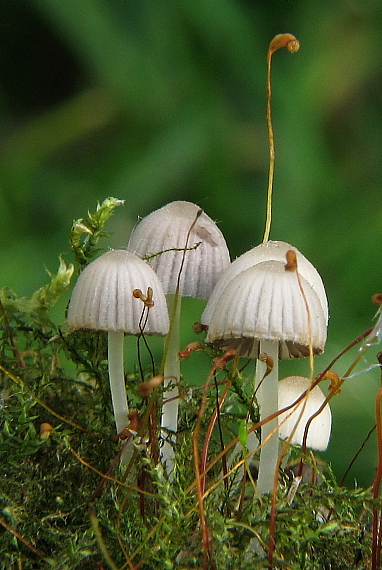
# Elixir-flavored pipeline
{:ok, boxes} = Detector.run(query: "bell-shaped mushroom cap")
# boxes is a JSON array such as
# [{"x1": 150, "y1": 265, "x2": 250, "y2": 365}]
[
  {"x1": 202, "y1": 240, "x2": 328, "y2": 326},
  {"x1": 67, "y1": 250, "x2": 169, "y2": 335},
  {"x1": 128, "y1": 201, "x2": 230, "y2": 300},
  {"x1": 278, "y1": 376, "x2": 331, "y2": 451},
  {"x1": 205, "y1": 260, "x2": 327, "y2": 358}
]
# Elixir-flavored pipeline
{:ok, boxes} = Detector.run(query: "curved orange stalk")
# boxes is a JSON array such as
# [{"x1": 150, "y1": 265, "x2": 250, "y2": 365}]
[
  {"x1": 263, "y1": 34, "x2": 300, "y2": 243},
  {"x1": 200, "y1": 379, "x2": 232, "y2": 496},
  {"x1": 0, "y1": 516, "x2": 44, "y2": 558},
  {"x1": 192, "y1": 349, "x2": 236, "y2": 567}
]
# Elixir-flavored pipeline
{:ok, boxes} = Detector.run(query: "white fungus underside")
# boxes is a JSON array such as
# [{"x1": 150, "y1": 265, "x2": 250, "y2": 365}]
[
  {"x1": 67, "y1": 250, "x2": 169, "y2": 334},
  {"x1": 205, "y1": 260, "x2": 327, "y2": 358},
  {"x1": 128, "y1": 201, "x2": 230, "y2": 300}
]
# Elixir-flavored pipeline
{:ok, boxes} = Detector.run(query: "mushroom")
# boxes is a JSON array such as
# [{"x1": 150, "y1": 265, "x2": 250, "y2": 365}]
[
  {"x1": 128, "y1": 201, "x2": 230, "y2": 473},
  {"x1": 203, "y1": 250, "x2": 328, "y2": 493},
  {"x1": 278, "y1": 376, "x2": 331, "y2": 451},
  {"x1": 128, "y1": 201, "x2": 230, "y2": 299},
  {"x1": 67, "y1": 249, "x2": 169, "y2": 462},
  {"x1": 202, "y1": 240, "x2": 328, "y2": 327}
]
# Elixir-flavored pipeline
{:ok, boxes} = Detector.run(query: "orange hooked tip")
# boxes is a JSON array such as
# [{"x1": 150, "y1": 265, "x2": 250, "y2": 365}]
[
  {"x1": 372, "y1": 293, "x2": 382, "y2": 306},
  {"x1": 133, "y1": 287, "x2": 155, "y2": 308},
  {"x1": 285, "y1": 250, "x2": 298, "y2": 272},
  {"x1": 214, "y1": 348, "x2": 237, "y2": 370},
  {"x1": 323, "y1": 371, "x2": 341, "y2": 396},
  {"x1": 138, "y1": 375, "x2": 164, "y2": 396},
  {"x1": 40, "y1": 423, "x2": 53, "y2": 439},
  {"x1": 192, "y1": 322, "x2": 208, "y2": 334},
  {"x1": 178, "y1": 341, "x2": 205, "y2": 360},
  {"x1": 269, "y1": 33, "x2": 300, "y2": 57},
  {"x1": 259, "y1": 352, "x2": 274, "y2": 377}
]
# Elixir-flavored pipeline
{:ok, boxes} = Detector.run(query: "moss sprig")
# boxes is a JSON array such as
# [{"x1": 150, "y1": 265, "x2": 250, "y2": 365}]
[{"x1": 70, "y1": 197, "x2": 124, "y2": 267}]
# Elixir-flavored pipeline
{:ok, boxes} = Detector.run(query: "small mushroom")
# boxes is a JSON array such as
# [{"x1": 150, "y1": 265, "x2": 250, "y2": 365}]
[
  {"x1": 128, "y1": 201, "x2": 230, "y2": 473},
  {"x1": 128, "y1": 201, "x2": 230, "y2": 300},
  {"x1": 204, "y1": 259, "x2": 327, "y2": 358},
  {"x1": 278, "y1": 376, "x2": 331, "y2": 451},
  {"x1": 202, "y1": 240, "x2": 328, "y2": 328},
  {"x1": 67, "y1": 249, "x2": 169, "y2": 462},
  {"x1": 203, "y1": 250, "x2": 328, "y2": 494}
]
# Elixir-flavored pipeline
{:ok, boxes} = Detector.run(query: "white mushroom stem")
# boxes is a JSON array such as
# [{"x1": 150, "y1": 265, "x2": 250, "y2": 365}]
[
  {"x1": 161, "y1": 294, "x2": 182, "y2": 475},
  {"x1": 278, "y1": 376, "x2": 332, "y2": 450},
  {"x1": 107, "y1": 331, "x2": 131, "y2": 464},
  {"x1": 255, "y1": 340, "x2": 279, "y2": 495}
]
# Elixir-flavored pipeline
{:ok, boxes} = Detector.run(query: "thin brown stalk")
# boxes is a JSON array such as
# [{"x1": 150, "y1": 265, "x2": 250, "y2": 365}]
[
  {"x1": 0, "y1": 516, "x2": 44, "y2": 558},
  {"x1": 200, "y1": 378, "x2": 232, "y2": 496},
  {"x1": 192, "y1": 368, "x2": 215, "y2": 567}
]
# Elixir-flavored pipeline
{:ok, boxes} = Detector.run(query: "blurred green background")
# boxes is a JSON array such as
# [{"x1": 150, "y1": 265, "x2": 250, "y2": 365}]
[{"x1": 1, "y1": 0, "x2": 381, "y2": 488}]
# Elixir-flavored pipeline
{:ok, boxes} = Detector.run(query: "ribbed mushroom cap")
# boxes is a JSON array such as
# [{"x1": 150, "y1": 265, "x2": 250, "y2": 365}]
[
  {"x1": 205, "y1": 260, "x2": 327, "y2": 358},
  {"x1": 202, "y1": 240, "x2": 328, "y2": 326},
  {"x1": 128, "y1": 201, "x2": 230, "y2": 300},
  {"x1": 278, "y1": 376, "x2": 331, "y2": 451},
  {"x1": 67, "y1": 250, "x2": 169, "y2": 335}
]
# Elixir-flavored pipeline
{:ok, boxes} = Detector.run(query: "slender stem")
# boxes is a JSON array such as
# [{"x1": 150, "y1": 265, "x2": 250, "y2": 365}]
[
  {"x1": 108, "y1": 331, "x2": 130, "y2": 464},
  {"x1": 262, "y1": 47, "x2": 275, "y2": 244},
  {"x1": 160, "y1": 209, "x2": 201, "y2": 475},
  {"x1": 256, "y1": 340, "x2": 279, "y2": 495},
  {"x1": 372, "y1": 385, "x2": 382, "y2": 569},
  {"x1": 262, "y1": 34, "x2": 300, "y2": 244},
  {"x1": 161, "y1": 294, "x2": 182, "y2": 474}
]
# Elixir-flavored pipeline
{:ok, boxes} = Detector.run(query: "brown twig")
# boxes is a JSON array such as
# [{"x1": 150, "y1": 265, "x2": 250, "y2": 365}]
[{"x1": 0, "y1": 516, "x2": 44, "y2": 558}]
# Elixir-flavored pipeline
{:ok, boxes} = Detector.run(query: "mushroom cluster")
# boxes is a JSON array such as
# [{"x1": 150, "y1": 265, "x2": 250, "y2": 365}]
[{"x1": 66, "y1": 203, "x2": 330, "y2": 491}]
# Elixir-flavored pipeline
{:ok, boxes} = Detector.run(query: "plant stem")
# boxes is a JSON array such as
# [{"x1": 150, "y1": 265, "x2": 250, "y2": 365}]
[
  {"x1": 108, "y1": 331, "x2": 130, "y2": 464},
  {"x1": 161, "y1": 294, "x2": 182, "y2": 474},
  {"x1": 372, "y1": 385, "x2": 382, "y2": 570},
  {"x1": 256, "y1": 340, "x2": 279, "y2": 494}
]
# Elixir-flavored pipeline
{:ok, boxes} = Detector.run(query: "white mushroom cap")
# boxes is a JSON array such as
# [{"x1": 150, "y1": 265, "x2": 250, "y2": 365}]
[
  {"x1": 202, "y1": 240, "x2": 328, "y2": 326},
  {"x1": 278, "y1": 376, "x2": 331, "y2": 451},
  {"x1": 205, "y1": 260, "x2": 327, "y2": 358},
  {"x1": 128, "y1": 201, "x2": 230, "y2": 300},
  {"x1": 67, "y1": 249, "x2": 169, "y2": 335}
]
